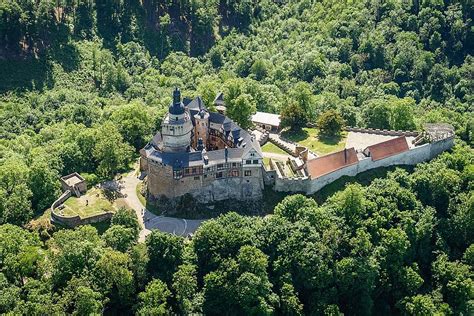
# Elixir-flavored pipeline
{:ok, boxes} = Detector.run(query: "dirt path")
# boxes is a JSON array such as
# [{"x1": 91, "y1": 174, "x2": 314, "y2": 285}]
[
  {"x1": 262, "y1": 152, "x2": 291, "y2": 161},
  {"x1": 120, "y1": 167, "x2": 205, "y2": 242}
]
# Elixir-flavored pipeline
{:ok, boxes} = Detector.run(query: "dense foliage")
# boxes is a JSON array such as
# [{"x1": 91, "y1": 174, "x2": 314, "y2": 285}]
[
  {"x1": 0, "y1": 0, "x2": 473, "y2": 314},
  {"x1": 0, "y1": 147, "x2": 472, "y2": 314}
]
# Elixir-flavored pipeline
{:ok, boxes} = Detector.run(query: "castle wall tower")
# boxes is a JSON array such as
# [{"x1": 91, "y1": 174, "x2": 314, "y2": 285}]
[
  {"x1": 194, "y1": 109, "x2": 209, "y2": 149},
  {"x1": 162, "y1": 88, "x2": 194, "y2": 152}
]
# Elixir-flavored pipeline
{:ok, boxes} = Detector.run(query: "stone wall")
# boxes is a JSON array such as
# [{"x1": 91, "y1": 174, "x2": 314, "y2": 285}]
[
  {"x1": 263, "y1": 168, "x2": 277, "y2": 186},
  {"x1": 305, "y1": 137, "x2": 454, "y2": 194},
  {"x1": 52, "y1": 211, "x2": 113, "y2": 228},
  {"x1": 274, "y1": 176, "x2": 310, "y2": 193},
  {"x1": 345, "y1": 127, "x2": 419, "y2": 137},
  {"x1": 50, "y1": 190, "x2": 113, "y2": 228},
  {"x1": 147, "y1": 159, "x2": 264, "y2": 203},
  {"x1": 264, "y1": 137, "x2": 454, "y2": 195},
  {"x1": 268, "y1": 137, "x2": 297, "y2": 157}
]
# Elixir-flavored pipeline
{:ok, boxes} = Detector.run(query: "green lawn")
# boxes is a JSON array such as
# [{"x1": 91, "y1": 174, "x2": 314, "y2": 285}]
[
  {"x1": 136, "y1": 182, "x2": 146, "y2": 207},
  {"x1": 63, "y1": 188, "x2": 114, "y2": 218},
  {"x1": 281, "y1": 127, "x2": 347, "y2": 155},
  {"x1": 263, "y1": 157, "x2": 270, "y2": 167},
  {"x1": 261, "y1": 142, "x2": 289, "y2": 155}
]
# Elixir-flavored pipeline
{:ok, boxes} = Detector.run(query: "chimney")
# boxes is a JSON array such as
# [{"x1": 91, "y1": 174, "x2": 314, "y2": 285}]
[
  {"x1": 202, "y1": 149, "x2": 209, "y2": 165},
  {"x1": 225, "y1": 146, "x2": 228, "y2": 163}
]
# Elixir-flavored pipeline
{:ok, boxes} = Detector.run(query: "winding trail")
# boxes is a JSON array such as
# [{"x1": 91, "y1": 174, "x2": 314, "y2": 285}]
[{"x1": 120, "y1": 169, "x2": 205, "y2": 242}]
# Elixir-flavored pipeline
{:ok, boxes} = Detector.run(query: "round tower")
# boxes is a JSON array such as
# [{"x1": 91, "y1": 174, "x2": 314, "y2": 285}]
[
  {"x1": 162, "y1": 88, "x2": 194, "y2": 152},
  {"x1": 194, "y1": 109, "x2": 209, "y2": 149}
]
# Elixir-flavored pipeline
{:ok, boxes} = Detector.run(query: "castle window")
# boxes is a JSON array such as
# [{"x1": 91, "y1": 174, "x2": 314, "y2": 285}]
[
  {"x1": 217, "y1": 164, "x2": 224, "y2": 170},
  {"x1": 230, "y1": 170, "x2": 239, "y2": 177},
  {"x1": 253, "y1": 160, "x2": 259, "y2": 164},
  {"x1": 246, "y1": 160, "x2": 251, "y2": 164},
  {"x1": 232, "y1": 162, "x2": 237, "y2": 167},
  {"x1": 204, "y1": 174, "x2": 207, "y2": 178},
  {"x1": 192, "y1": 167, "x2": 197, "y2": 173},
  {"x1": 173, "y1": 170, "x2": 183, "y2": 179},
  {"x1": 245, "y1": 170, "x2": 252, "y2": 177},
  {"x1": 216, "y1": 172, "x2": 223, "y2": 179}
]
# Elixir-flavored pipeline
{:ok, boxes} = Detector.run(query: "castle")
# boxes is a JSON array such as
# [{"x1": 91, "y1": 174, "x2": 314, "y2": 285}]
[
  {"x1": 140, "y1": 89, "x2": 455, "y2": 204},
  {"x1": 140, "y1": 88, "x2": 264, "y2": 203}
]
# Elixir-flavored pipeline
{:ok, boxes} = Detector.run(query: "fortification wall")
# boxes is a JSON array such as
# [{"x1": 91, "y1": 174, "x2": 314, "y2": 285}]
[
  {"x1": 51, "y1": 190, "x2": 72, "y2": 213},
  {"x1": 429, "y1": 136, "x2": 454, "y2": 157},
  {"x1": 147, "y1": 161, "x2": 264, "y2": 203},
  {"x1": 305, "y1": 138, "x2": 454, "y2": 194},
  {"x1": 50, "y1": 190, "x2": 113, "y2": 227},
  {"x1": 307, "y1": 164, "x2": 360, "y2": 193},
  {"x1": 263, "y1": 168, "x2": 277, "y2": 186},
  {"x1": 274, "y1": 177, "x2": 310, "y2": 193},
  {"x1": 345, "y1": 127, "x2": 419, "y2": 137}
]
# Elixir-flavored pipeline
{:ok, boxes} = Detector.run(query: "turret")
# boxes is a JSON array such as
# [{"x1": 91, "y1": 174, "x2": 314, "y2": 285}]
[
  {"x1": 162, "y1": 88, "x2": 193, "y2": 152},
  {"x1": 169, "y1": 87, "x2": 185, "y2": 116},
  {"x1": 194, "y1": 109, "x2": 209, "y2": 149}
]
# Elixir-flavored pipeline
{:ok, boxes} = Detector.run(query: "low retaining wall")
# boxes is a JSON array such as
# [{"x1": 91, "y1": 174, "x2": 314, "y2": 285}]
[
  {"x1": 52, "y1": 211, "x2": 113, "y2": 228},
  {"x1": 268, "y1": 137, "x2": 298, "y2": 157},
  {"x1": 345, "y1": 127, "x2": 419, "y2": 137},
  {"x1": 50, "y1": 190, "x2": 114, "y2": 228}
]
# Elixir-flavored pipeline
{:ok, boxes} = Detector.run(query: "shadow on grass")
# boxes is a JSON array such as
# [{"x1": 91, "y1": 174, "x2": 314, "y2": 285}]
[
  {"x1": 318, "y1": 133, "x2": 343, "y2": 146},
  {"x1": 281, "y1": 129, "x2": 309, "y2": 142}
]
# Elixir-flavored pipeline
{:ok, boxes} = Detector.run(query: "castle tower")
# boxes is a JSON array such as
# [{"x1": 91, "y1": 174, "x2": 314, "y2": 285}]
[
  {"x1": 194, "y1": 109, "x2": 209, "y2": 149},
  {"x1": 162, "y1": 88, "x2": 194, "y2": 152}
]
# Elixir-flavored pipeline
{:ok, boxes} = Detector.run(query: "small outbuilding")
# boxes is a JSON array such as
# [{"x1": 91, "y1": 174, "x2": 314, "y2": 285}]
[
  {"x1": 60, "y1": 172, "x2": 87, "y2": 197},
  {"x1": 251, "y1": 111, "x2": 281, "y2": 132},
  {"x1": 214, "y1": 92, "x2": 227, "y2": 115}
]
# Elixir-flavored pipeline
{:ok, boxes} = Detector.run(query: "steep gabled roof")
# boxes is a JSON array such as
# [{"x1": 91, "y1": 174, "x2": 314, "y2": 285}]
[
  {"x1": 209, "y1": 112, "x2": 226, "y2": 124},
  {"x1": 306, "y1": 148, "x2": 358, "y2": 179},
  {"x1": 214, "y1": 92, "x2": 225, "y2": 105},
  {"x1": 187, "y1": 96, "x2": 205, "y2": 111},
  {"x1": 251, "y1": 111, "x2": 281, "y2": 127},
  {"x1": 158, "y1": 151, "x2": 203, "y2": 169},
  {"x1": 206, "y1": 148, "x2": 245, "y2": 163},
  {"x1": 364, "y1": 136, "x2": 409, "y2": 161}
]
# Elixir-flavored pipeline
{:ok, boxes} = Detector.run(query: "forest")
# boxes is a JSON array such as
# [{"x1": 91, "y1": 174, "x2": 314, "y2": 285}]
[{"x1": 0, "y1": 0, "x2": 473, "y2": 314}]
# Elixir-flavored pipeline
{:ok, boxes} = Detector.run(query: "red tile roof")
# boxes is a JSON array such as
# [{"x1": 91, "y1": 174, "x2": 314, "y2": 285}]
[
  {"x1": 365, "y1": 136, "x2": 409, "y2": 161},
  {"x1": 306, "y1": 148, "x2": 359, "y2": 179}
]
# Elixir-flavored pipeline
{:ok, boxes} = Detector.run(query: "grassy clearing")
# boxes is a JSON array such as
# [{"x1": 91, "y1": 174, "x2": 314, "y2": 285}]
[
  {"x1": 63, "y1": 188, "x2": 114, "y2": 218},
  {"x1": 136, "y1": 182, "x2": 147, "y2": 207},
  {"x1": 261, "y1": 142, "x2": 289, "y2": 155},
  {"x1": 281, "y1": 127, "x2": 347, "y2": 155}
]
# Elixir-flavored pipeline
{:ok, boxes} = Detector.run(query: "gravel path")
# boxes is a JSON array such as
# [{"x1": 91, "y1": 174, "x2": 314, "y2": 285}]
[
  {"x1": 120, "y1": 169, "x2": 205, "y2": 242},
  {"x1": 262, "y1": 152, "x2": 291, "y2": 161}
]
